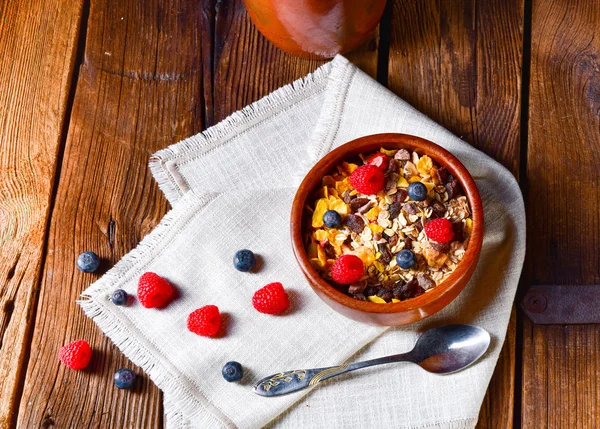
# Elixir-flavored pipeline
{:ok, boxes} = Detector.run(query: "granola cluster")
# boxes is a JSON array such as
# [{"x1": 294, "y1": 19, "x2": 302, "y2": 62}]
[{"x1": 305, "y1": 147, "x2": 473, "y2": 303}]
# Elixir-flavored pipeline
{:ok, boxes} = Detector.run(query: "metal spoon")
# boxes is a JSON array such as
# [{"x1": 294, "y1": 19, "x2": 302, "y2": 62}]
[{"x1": 253, "y1": 324, "x2": 490, "y2": 397}]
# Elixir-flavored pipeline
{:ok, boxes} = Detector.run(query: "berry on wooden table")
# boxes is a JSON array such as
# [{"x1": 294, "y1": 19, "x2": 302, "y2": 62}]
[
  {"x1": 349, "y1": 164, "x2": 385, "y2": 195},
  {"x1": 187, "y1": 305, "x2": 222, "y2": 337},
  {"x1": 407, "y1": 182, "x2": 428, "y2": 201},
  {"x1": 58, "y1": 339, "x2": 92, "y2": 370},
  {"x1": 114, "y1": 368, "x2": 136, "y2": 389},
  {"x1": 331, "y1": 254, "x2": 364, "y2": 284},
  {"x1": 252, "y1": 282, "x2": 290, "y2": 315},
  {"x1": 323, "y1": 210, "x2": 342, "y2": 228},
  {"x1": 233, "y1": 249, "x2": 256, "y2": 272},
  {"x1": 77, "y1": 251, "x2": 100, "y2": 273},
  {"x1": 222, "y1": 361, "x2": 244, "y2": 382},
  {"x1": 425, "y1": 218, "x2": 454, "y2": 244},
  {"x1": 137, "y1": 272, "x2": 174, "y2": 308}
]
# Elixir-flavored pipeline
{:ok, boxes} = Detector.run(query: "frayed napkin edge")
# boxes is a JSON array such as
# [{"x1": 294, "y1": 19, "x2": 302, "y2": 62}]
[
  {"x1": 77, "y1": 191, "x2": 240, "y2": 429},
  {"x1": 148, "y1": 56, "x2": 352, "y2": 205}
]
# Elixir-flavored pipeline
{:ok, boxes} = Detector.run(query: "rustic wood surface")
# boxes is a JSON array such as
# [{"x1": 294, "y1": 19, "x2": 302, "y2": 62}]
[
  {"x1": 522, "y1": 0, "x2": 600, "y2": 427},
  {"x1": 1, "y1": 0, "x2": 599, "y2": 427},
  {"x1": 15, "y1": 0, "x2": 210, "y2": 426},
  {"x1": 0, "y1": 0, "x2": 84, "y2": 426}
]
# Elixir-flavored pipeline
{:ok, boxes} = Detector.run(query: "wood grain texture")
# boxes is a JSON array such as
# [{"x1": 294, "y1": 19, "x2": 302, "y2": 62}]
[
  {"x1": 387, "y1": 1, "x2": 523, "y2": 427},
  {"x1": 0, "y1": 0, "x2": 84, "y2": 426},
  {"x1": 212, "y1": 0, "x2": 379, "y2": 124},
  {"x1": 522, "y1": 0, "x2": 600, "y2": 427},
  {"x1": 16, "y1": 0, "x2": 212, "y2": 426}
]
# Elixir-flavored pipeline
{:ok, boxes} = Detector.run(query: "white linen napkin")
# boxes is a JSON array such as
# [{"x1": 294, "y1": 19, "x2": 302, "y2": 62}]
[{"x1": 81, "y1": 56, "x2": 525, "y2": 429}]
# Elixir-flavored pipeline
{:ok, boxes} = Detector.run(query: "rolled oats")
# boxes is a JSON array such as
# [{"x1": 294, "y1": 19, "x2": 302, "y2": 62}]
[{"x1": 305, "y1": 147, "x2": 473, "y2": 303}]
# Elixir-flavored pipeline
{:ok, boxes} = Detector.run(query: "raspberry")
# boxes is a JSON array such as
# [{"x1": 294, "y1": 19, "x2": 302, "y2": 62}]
[
  {"x1": 349, "y1": 164, "x2": 385, "y2": 195},
  {"x1": 425, "y1": 218, "x2": 454, "y2": 243},
  {"x1": 137, "y1": 272, "x2": 174, "y2": 308},
  {"x1": 366, "y1": 153, "x2": 389, "y2": 170},
  {"x1": 187, "y1": 305, "x2": 222, "y2": 337},
  {"x1": 58, "y1": 340, "x2": 92, "y2": 370},
  {"x1": 252, "y1": 282, "x2": 290, "y2": 314},
  {"x1": 331, "y1": 254, "x2": 364, "y2": 284}
]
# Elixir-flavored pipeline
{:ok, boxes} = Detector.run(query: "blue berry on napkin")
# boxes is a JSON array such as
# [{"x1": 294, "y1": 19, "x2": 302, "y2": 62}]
[
  {"x1": 111, "y1": 289, "x2": 128, "y2": 306},
  {"x1": 77, "y1": 251, "x2": 100, "y2": 273},
  {"x1": 233, "y1": 249, "x2": 256, "y2": 272},
  {"x1": 222, "y1": 361, "x2": 244, "y2": 382}
]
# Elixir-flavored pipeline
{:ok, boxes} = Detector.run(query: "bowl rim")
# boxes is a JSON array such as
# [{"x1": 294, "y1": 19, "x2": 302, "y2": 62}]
[{"x1": 290, "y1": 133, "x2": 484, "y2": 315}]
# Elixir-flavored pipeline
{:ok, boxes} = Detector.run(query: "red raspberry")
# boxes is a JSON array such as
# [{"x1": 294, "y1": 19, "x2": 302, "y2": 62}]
[
  {"x1": 331, "y1": 254, "x2": 364, "y2": 284},
  {"x1": 58, "y1": 340, "x2": 92, "y2": 370},
  {"x1": 138, "y1": 272, "x2": 174, "y2": 308},
  {"x1": 425, "y1": 218, "x2": 454, "y2": 244},
  {"x1": 187, "y1": 305, "x2": 222, "y2": 337},
  {"x1": 350, "y1": 164, "x2": 385, "y2": 195},
  {"x1": 252, "y1": 282, "x2": 290, "y2": 315},
  {"x1": 366, "y1": 153, "x2": 389, "y2": 170}
]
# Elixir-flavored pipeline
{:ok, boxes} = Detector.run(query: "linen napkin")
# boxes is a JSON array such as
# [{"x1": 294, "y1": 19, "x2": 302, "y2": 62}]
[{"x1": 81, "y1": 55, "x2": 525, "y2": 429}]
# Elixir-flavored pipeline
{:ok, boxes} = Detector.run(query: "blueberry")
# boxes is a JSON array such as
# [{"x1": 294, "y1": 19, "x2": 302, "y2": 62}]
[
  {"x1": 233, "y1": 249, "x2": 256, "y2": 272},
  {"x1": 112, "y1": 289, "x2": 128, "y2": 306},
  {"x1": 114, "y1": 368, "x2": 136, "y2": 389},
  {"x1": 407, "y1": 182, "x2": 428, "y2": 201},
  {"x1": 322, "y1": 210, "x2": 342, "y2": 228},
  {"x1": 396, "y1": 249, "x2": 416, "y2": 269},
  {"x1": 222, "y1": 361, "x2": 244, "y2": 382},
  {"x1": 77, "y1": 251, "x2": 100, "y2": 273}
]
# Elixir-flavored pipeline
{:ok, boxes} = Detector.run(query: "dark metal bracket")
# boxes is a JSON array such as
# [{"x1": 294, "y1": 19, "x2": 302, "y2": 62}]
[{"x1": 521, "y1": 285, "x2": 600, "y2": 324}]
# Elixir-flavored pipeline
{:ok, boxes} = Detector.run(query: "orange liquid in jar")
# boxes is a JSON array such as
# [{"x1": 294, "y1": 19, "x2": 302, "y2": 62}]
[{"x1": 243, "y1": 0, "x2": 386, "y2": 58}]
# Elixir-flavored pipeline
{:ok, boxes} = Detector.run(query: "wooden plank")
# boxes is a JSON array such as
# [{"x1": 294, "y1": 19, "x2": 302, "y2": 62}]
[
  {"x1": 0, "y1": 0, "x2": 84, "y2": 426},
  {"x1": 15, "y1": 0, "x2": 213, "y2": 427},
  {"x1": 212, "y1": 0, "x2": 379, "y2": 124},
  {"x1": 522, "y1": 0, "x2": 600, "y2": 427},
  {"x1": 387, "y1": 1, "x2": 523, "y2": 427}
]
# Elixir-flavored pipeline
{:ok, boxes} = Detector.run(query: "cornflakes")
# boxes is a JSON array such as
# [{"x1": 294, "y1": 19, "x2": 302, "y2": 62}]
[{"x1": 305, "y1": 147, "x2": 473, "y2": 303}]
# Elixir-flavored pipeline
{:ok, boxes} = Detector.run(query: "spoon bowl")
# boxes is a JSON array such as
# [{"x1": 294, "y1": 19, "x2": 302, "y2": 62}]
[
  {"x1": 254, "y1": 324, "x2": 491, "y2": 397},
  {"x1": 410, "y1": 324, "x2": 491, "y2": 374}
]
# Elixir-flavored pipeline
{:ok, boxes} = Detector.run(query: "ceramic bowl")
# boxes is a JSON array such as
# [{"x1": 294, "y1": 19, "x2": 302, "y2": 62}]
[{"x1": 290, "y1": 133, "x2": 484, "y2": 326}]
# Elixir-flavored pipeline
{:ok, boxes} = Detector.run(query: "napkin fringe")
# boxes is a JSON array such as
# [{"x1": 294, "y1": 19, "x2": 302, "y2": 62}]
[
  {"x1": 78, "y1": 192, "x2": 235, "y2": 428},
  {"x1": 149, "y1": 58, "x2": 340, "y2": 204},
  {"x1": 79, "y1": 298, "x2": 228, "y2": 427}
]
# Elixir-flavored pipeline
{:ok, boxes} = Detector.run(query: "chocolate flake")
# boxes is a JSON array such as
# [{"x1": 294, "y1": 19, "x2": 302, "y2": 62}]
[
  {"x1": 345, "y1": 214, "x2": 365, "y2": 234},
  {"x1": 435, "y1": 167, "x2": 449, "y2": 184},
  {"x1": 349, "y1": 198, "x2": 370, "y2": 212},
  {"x1": 389, "y1": 202, "x2": 402, "y2": 220},
  {"x1": 430, "y1": 200, "x2": 447, "y2": 218},
  {"x1": 386, "y1": 159, "x2": 400, "y2": 175},
  {"x1": 393, "y1": 278, "x2": 424, "y2": 300},
  {"x1": 377, "y1": 243, "x2": 392, "y2": 264},
  {"x1": 394, "y1": 188, "x2": 408, "y2": 203},
  {"x1": 403, "y1": 202, "x2": 419, "y2": 215},
  {"x1": 348, "y1": 282, "x2": 367, "y2": 295},
  {"x1": 430, "y1": 241, "x2": 451, "y2": 253},
  {"x1": 342, "y1": 190, "x2": 354, "y2": 204},
  {"x1": 452, "y1": 221, "x2": 464, "y2": 242}
]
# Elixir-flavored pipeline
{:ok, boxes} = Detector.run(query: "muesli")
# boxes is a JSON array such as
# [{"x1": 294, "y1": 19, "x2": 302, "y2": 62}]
[{"x1": 305, "y1": 148, "x2": 472, "y2": 303}]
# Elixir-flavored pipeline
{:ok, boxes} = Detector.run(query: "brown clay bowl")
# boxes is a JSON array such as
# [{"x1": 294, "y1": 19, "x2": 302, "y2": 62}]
[{"x1": 290, "y1": 133, "x2": 484, "y2": 326}]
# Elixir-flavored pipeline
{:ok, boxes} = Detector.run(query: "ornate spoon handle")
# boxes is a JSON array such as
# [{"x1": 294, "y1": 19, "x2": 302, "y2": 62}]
[{"x1": 253, "y1": 353, "x2": 412, "y2": 397}]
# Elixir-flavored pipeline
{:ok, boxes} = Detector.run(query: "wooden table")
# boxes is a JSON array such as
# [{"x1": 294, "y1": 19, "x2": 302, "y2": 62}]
[{"x1": 1, "y1": 0, "x2": 599, "y2": 427}]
